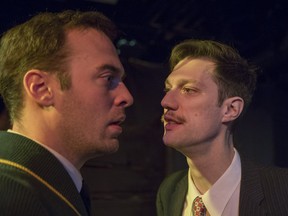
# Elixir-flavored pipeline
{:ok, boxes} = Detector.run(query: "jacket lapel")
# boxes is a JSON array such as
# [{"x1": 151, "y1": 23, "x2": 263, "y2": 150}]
[{"x1": 170, "y1": 174, "x2": 188, "y2": 216}]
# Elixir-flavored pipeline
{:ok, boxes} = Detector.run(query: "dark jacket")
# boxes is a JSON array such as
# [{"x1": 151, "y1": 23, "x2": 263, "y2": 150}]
[
  {"x1": 0, "y1": 131, "x2": 89, "y2": 216},
  {"x1": 157, "y1": 156, "x2": 288, "y2": 216}
]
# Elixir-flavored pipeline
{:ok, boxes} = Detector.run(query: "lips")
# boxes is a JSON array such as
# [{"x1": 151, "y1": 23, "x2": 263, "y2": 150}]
[
  {"x1": 163, "y1": 113, "x2": 183, "y2": 124},
  {"x1": 109, "y1": 115, "x2": 126, "y2": 125},
  {"x1": 108, "y1": 115, "x2": 126, "y2": 135},
  {"x1": 163, "y1": 114, "x2": 183, "y2": 131}
]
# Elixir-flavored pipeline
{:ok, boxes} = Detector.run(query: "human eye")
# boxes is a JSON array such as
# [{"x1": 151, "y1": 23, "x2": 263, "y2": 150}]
[
  {"x1": 103, "y1": 74, "x2": 121, "y2": 89},
  {"x1": 181, "y1": 86, "x2": 198, "y2": 94},
  {"x1": 103, "y1": 74, "x2": 114, "y2": 82},
  {"x1": 163, "y1": 86, "x2": 171, "y2": 93}
]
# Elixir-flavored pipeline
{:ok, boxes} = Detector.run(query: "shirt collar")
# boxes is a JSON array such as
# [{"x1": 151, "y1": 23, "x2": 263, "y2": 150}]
[
  {"x1": 187, "y1": 149, "x2": 241, "y2": 216},
  {"x1": 41, "y1": 142, "x2": 83, "y2": 192}
]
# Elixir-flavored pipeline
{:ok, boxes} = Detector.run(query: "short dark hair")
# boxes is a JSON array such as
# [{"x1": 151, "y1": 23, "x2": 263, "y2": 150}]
[
  {"x1": 0, "y1": 10, "x2": 118, "y2": 121},
  {"x1": 170, "y1": 39, "x2": 258, "y2": 114}
]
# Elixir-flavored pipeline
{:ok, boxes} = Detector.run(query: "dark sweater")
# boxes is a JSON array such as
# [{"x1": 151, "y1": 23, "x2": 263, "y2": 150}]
[{"x1": 0, "y1": 131, "x2": 88, "y2": 216}]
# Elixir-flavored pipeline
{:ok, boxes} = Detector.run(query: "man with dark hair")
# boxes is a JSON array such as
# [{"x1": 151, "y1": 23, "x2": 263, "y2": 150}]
[
  {"x1": 157, "y1": 39, "x2": 288, "y2": 216},
  {"x1": 0, "y1": 10, "x2": 133, "y2": 215}
]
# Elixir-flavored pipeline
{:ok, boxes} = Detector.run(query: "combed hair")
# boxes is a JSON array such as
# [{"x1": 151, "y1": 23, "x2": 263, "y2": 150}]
[
  {"x1": 170, "y1": 39, "x2": 258, "y2": 113},
  {"x1": 0, "y1": 10, "x2": 118, "y2": 121}
]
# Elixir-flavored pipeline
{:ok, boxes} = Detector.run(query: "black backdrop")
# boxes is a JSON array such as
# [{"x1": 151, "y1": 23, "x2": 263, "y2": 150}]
[{"x1": 1, "y1": 1, "x2": 288, "y2": 215}]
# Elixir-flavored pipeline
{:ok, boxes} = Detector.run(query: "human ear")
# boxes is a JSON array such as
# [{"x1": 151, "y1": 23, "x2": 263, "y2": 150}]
[
  {"x1": 221, "y1": 97, "x2": 244, "y2": 123},
  {"x1": 23, "y1": 70, "x2": 54, "y2": 107}
]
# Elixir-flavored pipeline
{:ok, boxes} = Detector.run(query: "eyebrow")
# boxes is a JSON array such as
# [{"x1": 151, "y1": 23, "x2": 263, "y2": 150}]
[
  {"x1": 98, "y1": 64, "x2": 125, "y2": 77},
  {"x1": 165, "y1": 78, "x2": 197, "y2": 87}
]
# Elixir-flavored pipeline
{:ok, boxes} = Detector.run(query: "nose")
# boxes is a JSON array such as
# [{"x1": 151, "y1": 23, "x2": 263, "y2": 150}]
[
  {"x1": 115, "y1": 82, "x2": 134, "y2": 108},
  {"x1": 161, "y1": 90, "x2": 178, "y2": 111}
]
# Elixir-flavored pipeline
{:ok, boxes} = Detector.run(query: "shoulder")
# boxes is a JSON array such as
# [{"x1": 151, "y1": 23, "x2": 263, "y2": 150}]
[
  {"x1": 0, "y1": 168, "x2": 48, "y2": 215},
  {"x1": 241, "y1": 157, "x2": 288, "y2": 180},
  {"x1": 0, "y1": 165, "x2": 78, "y2": 215},
  {"x1": 241, "y1": 157, "x2": 288, "y2": 193},
  {"x1": 259, "y1": 164, "x2": 288, "y2": 187}
]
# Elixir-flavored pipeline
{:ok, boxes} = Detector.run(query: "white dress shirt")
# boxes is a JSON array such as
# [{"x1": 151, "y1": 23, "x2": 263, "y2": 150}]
[{"x1": 183, "y1": 149, "x2": 241, "y2": 216}]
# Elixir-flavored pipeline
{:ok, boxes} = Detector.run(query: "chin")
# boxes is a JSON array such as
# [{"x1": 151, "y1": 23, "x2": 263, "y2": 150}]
[
  {"x1": 163, "y1": 137, "x2": 181, "y2": 149},
  {"x1": 107, "y1": 145, "x2": 119, "y2": 154},
  {"x1": 89, "y1": 146, "x2": 119, "y2": 159},
  {"x1": 87, "y1": 139, "x2": 119, "y2": 156},
  {"x1": 163, "y1": 135, "x2": 174, "y2": 146},
  {"x1": 104, "y1": 139, "x2": 120, "y2": 153},
  {"x1": 163, "y1": 139, "x2": 175, "y2": 148}
]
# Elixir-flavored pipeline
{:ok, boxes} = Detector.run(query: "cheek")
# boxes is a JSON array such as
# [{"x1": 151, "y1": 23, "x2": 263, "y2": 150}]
[
  {"x1": 184, "y1": 103, "x2": 206, "y2": 118},
  {"x1": 186, "y1": 105, "x2": 222, "y2": 123}
]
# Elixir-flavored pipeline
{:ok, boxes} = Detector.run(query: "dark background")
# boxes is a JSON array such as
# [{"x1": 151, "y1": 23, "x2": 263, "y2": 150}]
[{"x1": 1, "y1": 0, "x2": 288, "y2": 215}]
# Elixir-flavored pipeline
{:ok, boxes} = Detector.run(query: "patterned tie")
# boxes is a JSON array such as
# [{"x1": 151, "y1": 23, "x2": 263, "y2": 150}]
[{"x1": 192, "y1": 196, "x2": 206, "y2": 216}]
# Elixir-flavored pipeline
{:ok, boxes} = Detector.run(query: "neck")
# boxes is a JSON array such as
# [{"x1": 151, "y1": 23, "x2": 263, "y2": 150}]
[
  {"x1": 12, "y1": 122, "x2": 85, "y2": 170},
  {"x1": 185, "y1": 134, "x2": 235, "y2": 194}
]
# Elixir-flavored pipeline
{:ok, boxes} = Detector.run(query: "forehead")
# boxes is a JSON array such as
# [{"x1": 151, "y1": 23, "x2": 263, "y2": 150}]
[
  {"x1": 65, "y1": 28, "x2": 124, "y2": 75},
  {"x1": 66, "y1": 28, "x2": 117, "y2": 56},
  {"x1": 166, "y1": 58, "x2": 216, "y2": 86}
]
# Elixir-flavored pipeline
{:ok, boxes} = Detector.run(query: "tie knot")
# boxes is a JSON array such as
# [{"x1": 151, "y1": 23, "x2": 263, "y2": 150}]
[{"x1": 192, "y1": 196, "x2": 206, "y2": 216}]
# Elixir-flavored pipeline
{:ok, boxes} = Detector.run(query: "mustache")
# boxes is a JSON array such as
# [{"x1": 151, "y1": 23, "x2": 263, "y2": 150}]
[{"x1": 161, "y1": 112, "x2": 185, "y2": 123}]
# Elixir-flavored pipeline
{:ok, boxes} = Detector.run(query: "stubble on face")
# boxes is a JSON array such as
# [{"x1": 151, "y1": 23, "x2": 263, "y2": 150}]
[
  {"x1": 54, "y1": 28, "x2": 128, "y2": 164},
  {"x1": 161, "y1": 58, "x2": 223, "y2": 152}
]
